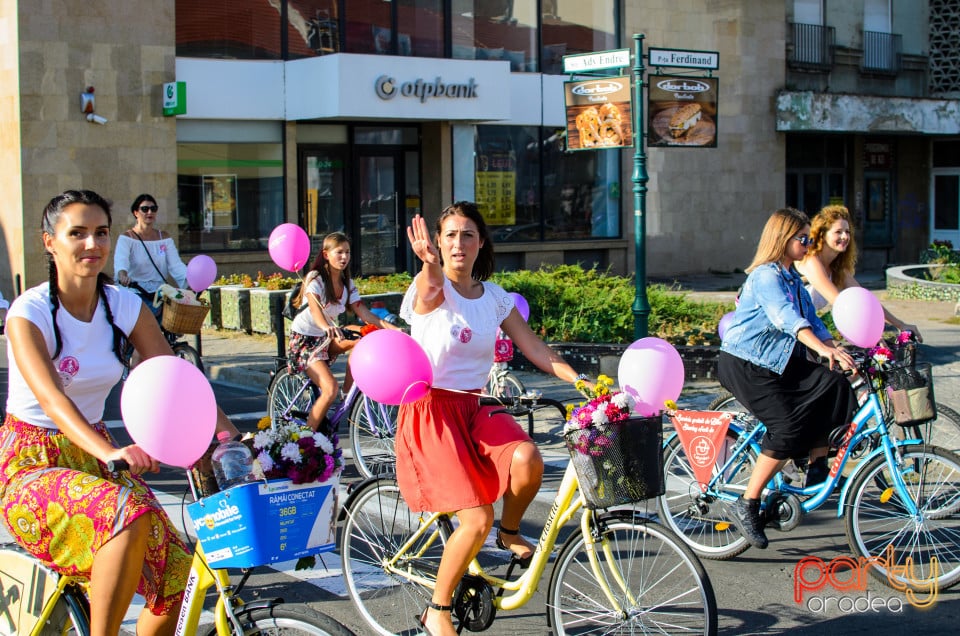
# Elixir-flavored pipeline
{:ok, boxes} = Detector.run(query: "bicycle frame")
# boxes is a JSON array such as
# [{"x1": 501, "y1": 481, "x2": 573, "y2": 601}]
[
  {"x1": 176, "y1": 543, "x2": 248, "y2": 635},
  {"x1": 378, "y1": 463, "x2": 633, "y2": 614},
  {"x1": 690, "y1": 390, "x2": 924, "y2": 517}
]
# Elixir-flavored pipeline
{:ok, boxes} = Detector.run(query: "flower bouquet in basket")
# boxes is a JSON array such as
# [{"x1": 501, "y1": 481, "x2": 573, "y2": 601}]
[
  {"x1": 563, "y1": 375, "x2": 664, "y2": 509},
  {"x1": 253, "y1": 416, "x2": 343, "y2": 485}
]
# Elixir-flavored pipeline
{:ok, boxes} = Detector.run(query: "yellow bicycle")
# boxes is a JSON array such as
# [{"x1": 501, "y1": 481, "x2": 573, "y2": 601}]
[
  {"x1": 339, "y1": 395, "x2": 718, "y2": 635},
  {"x1": 0, "y1": 463, "x2": 355, "y2": 636}
]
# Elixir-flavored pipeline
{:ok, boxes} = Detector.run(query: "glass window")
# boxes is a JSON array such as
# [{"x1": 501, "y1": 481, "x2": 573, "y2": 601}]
[
  {"x1": 288, "y1": 1, "x2": 340, "y2": 59},
  {"x1": 457, "y1": 125, "x2": 621, "y2": 243},
  {"x1": 176, "y1": 0, "x2": 282, "y2": 59},
  {"x1": 177, "y1": 143, "x2": 284, "y2": 252},
  {"x1": 355, "y1": 126, "x2": 419, "y2": 145},
  {"x1": 451, "y1": 0, "x2": 538, "y2": 72},
  {"x1": 541, "y1": 2, "x2": 617, "y2": 74},
  {"x1": 934, "y1": 141, "x2": 960, "y2": 168},
  {"x1": 398, "y1": 1, "x2": 444, "y2": 57},
  {"x1": 344, "y1": 0, "x2": 393, "y2": 54},
  {"x1": 934, "y1": 175, "x2": 959, "y2": 231}
]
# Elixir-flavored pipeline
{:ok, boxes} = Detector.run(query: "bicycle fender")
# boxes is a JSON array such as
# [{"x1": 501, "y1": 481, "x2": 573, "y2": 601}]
[
  {"x1": 835, "y1": 438, "x2": 919, "y2": 517},
  {"x1": 338, "y1": 475, "x2": 396, "y2": 522}
]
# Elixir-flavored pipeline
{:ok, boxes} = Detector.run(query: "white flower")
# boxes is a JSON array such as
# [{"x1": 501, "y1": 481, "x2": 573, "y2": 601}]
[
  {"x1": 313, "y1": 432, "x2": 334, "y2": 455},
  {"x1": 253, "y1": 429, "x2": 277, "y2": 450},
  {"x1": 591, "y1": 408, "x2": 609, "y2": 425},
  {"x1": 612, "y1": 392, "x2": 632, "y2": 410},
  {"x1": 281, "y1": 441, "x2": 302, "y2": 463},
  {"x1": 257, "y1": 451, "x2": 274, "y2": 472}
]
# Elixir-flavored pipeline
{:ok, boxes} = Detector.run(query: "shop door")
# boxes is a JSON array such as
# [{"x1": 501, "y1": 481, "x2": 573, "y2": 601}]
[
  {"x1": 863, "y1": 172, "x2": 894, "y2": 247},
  {"x1": 932, "y1": 171, "x2": 960, "y2": 245},
  {"x1": 353, "y1": 147, "x2": 421, "y2": 276},
  {"x1": 299, "y1": 146, "x2": 347, "y2": 238}
]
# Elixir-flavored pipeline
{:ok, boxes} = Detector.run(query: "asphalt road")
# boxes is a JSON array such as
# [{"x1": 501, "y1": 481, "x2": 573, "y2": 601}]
[{"x1": 2, "y1": 293, "x2": 960, "y2": 635}]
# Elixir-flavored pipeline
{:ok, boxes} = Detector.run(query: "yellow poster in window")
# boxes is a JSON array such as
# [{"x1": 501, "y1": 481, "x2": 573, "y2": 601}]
[{"x1": 476, "y1": 172, "x2": 516, "y2": 225}]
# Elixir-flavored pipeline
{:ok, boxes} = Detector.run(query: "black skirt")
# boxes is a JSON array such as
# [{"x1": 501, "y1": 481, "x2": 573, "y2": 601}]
[{"x1": 718, "y1": 350, "x2": 856, "y2": 460}]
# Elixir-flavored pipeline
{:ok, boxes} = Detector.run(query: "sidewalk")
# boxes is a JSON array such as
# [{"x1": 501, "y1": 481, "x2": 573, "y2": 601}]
[{"x1": 201, "y1": 270, "x2": 959, "y2": 408}]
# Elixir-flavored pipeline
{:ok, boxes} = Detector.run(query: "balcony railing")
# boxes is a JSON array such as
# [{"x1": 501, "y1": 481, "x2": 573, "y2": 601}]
[
  {"x1": 788, "y1": 22, "x2": 835, "y2": 70},
  {"x1": 861, "y1": 30, "x2": 902, "y2": 75}
]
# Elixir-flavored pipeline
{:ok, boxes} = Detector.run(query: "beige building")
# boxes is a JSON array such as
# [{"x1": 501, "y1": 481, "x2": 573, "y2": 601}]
[{"x1": 2, "y1": 1, "x2": 957, "y2": 300}]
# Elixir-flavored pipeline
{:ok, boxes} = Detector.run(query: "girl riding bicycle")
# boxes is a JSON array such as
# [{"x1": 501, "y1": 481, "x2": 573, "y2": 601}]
[
  {"x1": 288, "y1": 232, "x2": 401, "y2": 432},
  {"x1": 401, "y1": 203, "x2": 585, "y2": 636},
  {"x1": 1, "y1": 190, "x2": 239, "y2": 636},
  {"x1": 719, "y1": 207, "x2": 857, "y2": 550}
]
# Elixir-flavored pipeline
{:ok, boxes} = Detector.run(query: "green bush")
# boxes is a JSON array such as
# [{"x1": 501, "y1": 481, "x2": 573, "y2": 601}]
[{"x1": 354, "y1": 265, "x2": 735, "y2": 345}]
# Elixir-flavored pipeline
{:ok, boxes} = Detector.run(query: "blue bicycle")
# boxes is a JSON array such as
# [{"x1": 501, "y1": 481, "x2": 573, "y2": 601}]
[{"x1": 657, "y1": 354, "x2": 960, "y2": 592}]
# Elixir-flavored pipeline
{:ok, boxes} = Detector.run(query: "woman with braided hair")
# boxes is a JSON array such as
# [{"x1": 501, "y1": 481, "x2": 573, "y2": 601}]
[{"x1": 1, "y1": 190, "x2": 238, "y2": 636}]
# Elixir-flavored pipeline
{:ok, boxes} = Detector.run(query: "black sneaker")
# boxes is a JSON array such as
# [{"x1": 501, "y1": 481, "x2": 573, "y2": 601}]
[
  {"x1": 731, "y1": 497, "x2": 769, "y2": 549},
  {"x1": 804, "y1": 457, "x2": 829, "y2": 488}
]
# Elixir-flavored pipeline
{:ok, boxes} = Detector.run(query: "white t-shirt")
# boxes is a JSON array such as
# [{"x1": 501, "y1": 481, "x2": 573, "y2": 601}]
[
  {"x1": 113, "y1": 233, "x2": 188, "y2": 293},
  {"x1": 290, "y1": 275, "x2": 361, "y2": 337},
  {"x1": 400, "y1": 276, "x2": 514, "y2": 391},
  {"x1": 5, "y1": 283, "x2": 140, "y2": 428}
]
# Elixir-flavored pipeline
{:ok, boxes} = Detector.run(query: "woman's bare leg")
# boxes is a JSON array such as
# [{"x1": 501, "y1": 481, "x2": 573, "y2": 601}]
[
  {"x1": 305, "y1": 360, "x2": 338, "y2": 431},
  {"x1": 498, "y1": 441, "x2": 543, "y2": 558},
  {"x1": 422, "y1": 505, "x2": 493, "y2": 636}
]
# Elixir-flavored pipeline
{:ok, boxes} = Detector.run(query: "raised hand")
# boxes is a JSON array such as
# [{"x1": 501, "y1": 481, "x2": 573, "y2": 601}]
[{"x1": 407, "y1": 214, "x2": 440, "y2": 266}]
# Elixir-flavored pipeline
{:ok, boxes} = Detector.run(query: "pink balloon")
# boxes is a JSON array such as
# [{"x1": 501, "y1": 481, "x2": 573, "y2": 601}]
[
  {"x1": 120, "y1": 356, "x2": 217, "y2": 467},
  {"x1": 186, "y1": 255, "x2": 217, "y2": 292},
  {"x1": 268, "y1": 224, "x2": 311, "y2": 272},
  {"x1": 349, "y1": 330, "x2": 433, "y2": 405},
  {"x1": 832, "y1": 287, "x2": 885, "y2": 348},
  {"x1": 718, "y1": 311, "x2": 736, "y2": 340},
  {"x1": 617, "y1": 337, "x2": 685, "y2": 417},
  {"x1": 510, "y1": 292, "x2": 530, "y2": 322}
]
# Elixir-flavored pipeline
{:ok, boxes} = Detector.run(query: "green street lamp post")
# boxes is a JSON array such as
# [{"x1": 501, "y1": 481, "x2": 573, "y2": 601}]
[{"x1": 631, "y1": 33, "x2": 650, "y2": 339}]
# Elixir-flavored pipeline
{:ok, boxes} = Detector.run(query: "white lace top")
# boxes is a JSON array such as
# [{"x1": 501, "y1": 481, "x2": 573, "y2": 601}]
[{"x1": 400, "y1": 275, "x2": 514, "y2": 390}]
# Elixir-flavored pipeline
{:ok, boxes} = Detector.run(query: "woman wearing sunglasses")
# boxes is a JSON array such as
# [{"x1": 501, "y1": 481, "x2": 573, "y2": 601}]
[
  {"x1": 796, "y1": 204, "x2": 922, "y2": 341},
  {"x1": 718, "y1": 207, "x2": 857, "y2": 550},
  {"x1": 114, "y1": 194, "x2": 188, "y2": 319}
]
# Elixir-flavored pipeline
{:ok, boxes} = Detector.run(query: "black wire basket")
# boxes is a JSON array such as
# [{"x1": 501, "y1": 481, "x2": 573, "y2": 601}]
[
  {"x1": 564, "y1": 416, "x2": 664, "y2": 509},
  {"x1": 882, "y1": 362, "x2": 936, "y2": 427}
]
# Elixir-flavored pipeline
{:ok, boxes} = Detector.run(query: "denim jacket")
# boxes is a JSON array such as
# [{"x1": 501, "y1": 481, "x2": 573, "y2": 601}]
[{"x1": 720, "y1": 262, "x2": 831, "y2": 374}]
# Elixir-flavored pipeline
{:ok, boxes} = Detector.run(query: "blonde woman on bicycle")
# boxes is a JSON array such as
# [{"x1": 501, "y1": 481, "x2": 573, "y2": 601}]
[
  {"x1": 288, "y1": 232, "x2": 401, "y2": 432},
  {"x1": 1, "y1": 190, "x2": 238, "y2": 636},
  {"x1": 401, "y1": 202, "x2": 584, "y2": 636}
]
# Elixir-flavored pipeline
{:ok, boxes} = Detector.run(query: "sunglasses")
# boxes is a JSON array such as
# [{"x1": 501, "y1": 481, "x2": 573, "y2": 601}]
[
  {"x1": 794, "y1": 235, "x2": 812, "y2": 247},
  {"x1": 139, "y1": 205, "x2": 158, "y2": 212}
]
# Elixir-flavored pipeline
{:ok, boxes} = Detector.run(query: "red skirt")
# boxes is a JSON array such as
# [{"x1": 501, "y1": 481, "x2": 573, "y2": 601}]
[{"x1": 395, "y1": 389, "x2": 531, "y2": 513}]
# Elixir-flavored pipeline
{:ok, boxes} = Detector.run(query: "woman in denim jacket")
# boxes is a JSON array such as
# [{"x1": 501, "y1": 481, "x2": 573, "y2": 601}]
[{"x1": 719, "y1": 207, "x2": 857, "y2": 549}]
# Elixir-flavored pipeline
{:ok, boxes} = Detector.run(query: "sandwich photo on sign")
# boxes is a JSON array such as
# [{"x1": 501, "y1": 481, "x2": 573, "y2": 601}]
[
  {"x1": 564, "y1": 76, "x2": 633, "y2": 151},
  {"x1": 648, "y1": 75, "x2": 718, "y2": 148}
]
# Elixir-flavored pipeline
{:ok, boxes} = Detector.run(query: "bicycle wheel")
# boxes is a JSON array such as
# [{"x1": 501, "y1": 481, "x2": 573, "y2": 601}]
[
  {"x1": 39, "y1": 589, "x2": 89, "y2": 635},
  {"x1": 172, "y1": 342, "x2": 204, "y2": 373},
  {"x1": 707, "y1": 391, "x2": 741, "y2": 412},
  {"x1": 268, "y1": 368, "x2": 318, "y2": 421},
  {"x1": 200, "y1": 603, "x2": 356, "y2": 635},
  {"x1": 845, "y1": 444, "x2": 960, "y2": 591},
  {"x1": 492, "y1": 371, "x2": 525, "y2": 399},
  {"x1": 658, "y1": 431, "x2": 757, "y2": 560},
  {"x1": 349, "y1": 394, "x2": 398, "y2": 479},
  {"x1": 547, "y1": 513, "x2": 717, "y2": 635},
  {"x1": 340, "y1": 478, "x2": 451, "y2": 636},
  {"x1": 903, "y1": 403, "x2": 960, "y2": 453}
]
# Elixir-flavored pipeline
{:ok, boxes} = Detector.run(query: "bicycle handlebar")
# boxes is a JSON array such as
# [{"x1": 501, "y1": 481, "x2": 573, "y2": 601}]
[{"x1": 106, "y1": 459, "x2": 130, "y2": 472}]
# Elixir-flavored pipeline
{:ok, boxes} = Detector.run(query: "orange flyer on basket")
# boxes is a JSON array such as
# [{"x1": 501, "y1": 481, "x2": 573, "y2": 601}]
[{"x1": 669, "y1": 410, "x2": 733, "y2": 491}]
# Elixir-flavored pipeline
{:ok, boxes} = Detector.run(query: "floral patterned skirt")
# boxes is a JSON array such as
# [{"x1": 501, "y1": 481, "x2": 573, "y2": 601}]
[
  {"x1": 0, "y1": 414, "x2": 191, "y2": 615},
  {"x1": 288, "y1": 330, "x2": 332, "y2": 372}
]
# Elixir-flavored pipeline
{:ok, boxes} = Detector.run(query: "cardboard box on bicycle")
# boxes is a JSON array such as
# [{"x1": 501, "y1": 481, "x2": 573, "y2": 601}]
[{"x1": 187, "y1": 476, "x2": 338, "y2": 569}]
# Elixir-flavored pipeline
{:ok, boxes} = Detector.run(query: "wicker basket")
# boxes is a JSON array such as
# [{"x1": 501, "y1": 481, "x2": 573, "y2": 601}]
[
  {"x1": 161, "y1": 297, "x2": 210, "y2": 335},
  {"x1": 882, "y1": 362, "x2": 937, "y2": 427},
  {"x1": 564, "y1": 416, "x2": 664, "y2": 509}
]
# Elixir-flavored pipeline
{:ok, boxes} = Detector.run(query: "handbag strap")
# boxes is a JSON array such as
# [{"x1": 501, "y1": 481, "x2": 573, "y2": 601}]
[{"x1": 131, "y1": 230, "x2": 166, "y2": 281}]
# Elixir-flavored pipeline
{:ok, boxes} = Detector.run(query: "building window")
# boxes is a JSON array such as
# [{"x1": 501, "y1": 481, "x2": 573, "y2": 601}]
[
  {"x1": 176, "y1": 0, "x2": 282, "y2": 59},
  {"x1": 452, "y1": 1, "x2": 537, "y2": 72},
  {"x1": 541, "y1": 1, "x2": 617, "y2": 74},
  {"x1": 345, "y1": 0, "x2": 444, "y2": 57},
  {"x1": 455, "y1": 125, "x2": 621, "y2": 243},
  {"x1": 176, "y1": 131, "x2": 284, "y2": 253}
]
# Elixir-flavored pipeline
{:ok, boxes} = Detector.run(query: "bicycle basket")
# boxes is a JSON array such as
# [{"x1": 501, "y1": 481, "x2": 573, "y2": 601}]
[
  {"x1": 882, "y1": 362, "x2": 936, "y2": 427},
  {"x1": 564, "y1": 416, "x2": 664, "y2": 509},
  {"x1": 187, "y1": 476, "x2": 338, "y2": 569},
  {"x1": 161, "y1": 296, "x2": 209, "y2": 334}
]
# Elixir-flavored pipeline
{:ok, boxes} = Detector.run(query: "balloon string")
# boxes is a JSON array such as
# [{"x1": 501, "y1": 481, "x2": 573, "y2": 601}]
[{"x1": 399, "y1": 380, "x2": 430, "y2": 405}]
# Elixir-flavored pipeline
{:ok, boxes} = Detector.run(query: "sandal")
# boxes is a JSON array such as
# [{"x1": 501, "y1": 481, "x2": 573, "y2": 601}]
[
  {"x1": 496, "y1": 525, "x2": 534, "y2": 568},
  {"x1": 417, "y1": 601, "x2": 453, "y2": 636}
]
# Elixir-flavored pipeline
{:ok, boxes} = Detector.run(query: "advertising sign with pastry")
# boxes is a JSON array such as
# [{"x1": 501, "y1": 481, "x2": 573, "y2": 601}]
[
  {"x1": 564, "y1": 76, "x2": 633, "y2": 151},
  {"x1": 648, "y1": 75, "x2": 718, "y2": 148}
]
